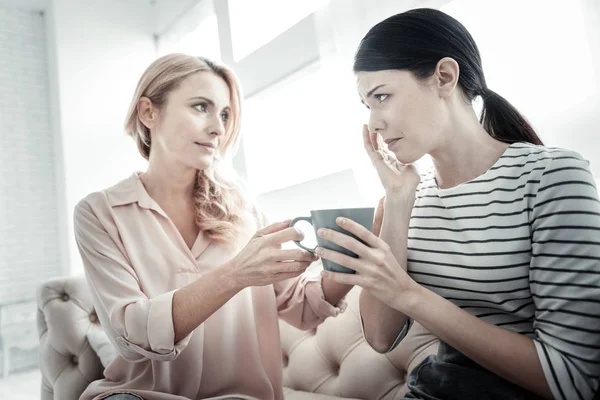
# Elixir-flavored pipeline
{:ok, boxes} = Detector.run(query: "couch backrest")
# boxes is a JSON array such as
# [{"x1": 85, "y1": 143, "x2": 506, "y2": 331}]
[
  {"x1": 280, "y1": 287, "x2": 438, "y2": 400},
  {"x1": 37, "y1": 276, "x2": 439, "y2": 400}
]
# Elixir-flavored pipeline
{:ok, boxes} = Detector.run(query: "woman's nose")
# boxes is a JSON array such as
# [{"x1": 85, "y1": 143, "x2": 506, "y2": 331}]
[
  {"x1": 210, "y1": 115, "x2": 226, "y2": 137},
  {"x1": 368, "y1": 112, "x2": 385, "y2": 134}
]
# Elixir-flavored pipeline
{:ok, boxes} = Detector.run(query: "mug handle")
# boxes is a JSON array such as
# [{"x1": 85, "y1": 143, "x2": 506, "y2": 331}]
[{"x1": 289, "y1": 216, "x2": 316, "y2": 253}]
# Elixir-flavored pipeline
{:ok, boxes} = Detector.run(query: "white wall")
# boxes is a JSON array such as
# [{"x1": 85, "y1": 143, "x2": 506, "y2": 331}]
[
  {"x1": 45, "y1": 0, "x2": 155, "y2": 275},
  {"x1": 0, "y1": 3, "x2": 62, "y2": 303},
  {"x1": 0, "y1": 2, "x2": 61, "y2": 374},
  {"x1": 442, "y1": 0, "x2": 600, "y2": 177}
]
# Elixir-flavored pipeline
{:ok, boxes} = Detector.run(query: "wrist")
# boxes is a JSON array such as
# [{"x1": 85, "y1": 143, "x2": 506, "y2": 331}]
[
  {"x1": 395, "y1": 281, "x2": 429, "y2": 318},
  {"x1": 384, "y1": 191, "x2": 416, "y2": 207},
  {"x1": 218, "y1": 260, "x2": 245, "y2": 294}
]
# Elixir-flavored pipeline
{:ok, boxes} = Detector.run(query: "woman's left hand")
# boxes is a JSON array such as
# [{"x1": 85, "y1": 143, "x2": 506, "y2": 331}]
[{"x1": 315, "y1": 216, "x2": 418, "y2": 311}]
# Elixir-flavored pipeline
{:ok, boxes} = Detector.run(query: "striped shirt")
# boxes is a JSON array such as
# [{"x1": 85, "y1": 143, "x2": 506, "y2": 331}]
[{"x1": 407, "y1": 142, "x2": 600, "y2": 400}]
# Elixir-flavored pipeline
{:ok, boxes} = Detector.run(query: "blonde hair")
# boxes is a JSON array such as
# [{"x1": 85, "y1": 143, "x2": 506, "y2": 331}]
[{"x1": 125, "y1": 53, "x2": 249, "y2": 242}]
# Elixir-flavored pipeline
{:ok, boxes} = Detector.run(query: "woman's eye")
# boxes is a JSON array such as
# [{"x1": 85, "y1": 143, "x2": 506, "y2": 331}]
[
  {"x1": 374, "y1": 94, "x2": 388, "y2": 103},
  {"x1": 194, "y1": 104, "x2": 207, "y2": 112},
  {"x1": 221, "y1": 112, "x2": 229, "y2": 122}
]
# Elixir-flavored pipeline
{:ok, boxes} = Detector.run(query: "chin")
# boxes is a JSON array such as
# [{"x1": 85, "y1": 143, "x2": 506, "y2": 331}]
[
  {"x1": 187, "y1": 156, "x2": 214, "y2": 171},
  {"x1": 393, "y1": 151, "x2": 422, "y2": 165},
  {"x1": 194, "y1": 162, "x2": 214, "y2": 171}
]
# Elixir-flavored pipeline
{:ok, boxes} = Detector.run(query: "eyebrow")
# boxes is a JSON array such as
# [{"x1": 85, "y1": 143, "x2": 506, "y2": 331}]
[
  {"x1": 360, "y1": 84, "x2": 387, "y2": 104},
  {"x1": 189, "y1": 96, "x2": 231, "y2": 111}
]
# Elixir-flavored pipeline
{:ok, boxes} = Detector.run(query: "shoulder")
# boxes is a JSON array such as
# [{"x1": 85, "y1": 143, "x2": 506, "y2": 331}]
[
  {"x1": 483, "y1": 142, "x2": 593, "y2": 193},
  {"x1": 74, "y1": 173, "x2": 140, "y2": 226},
  {"x1": 503, "y1": 142, "x2": 589, "y2": 172}
]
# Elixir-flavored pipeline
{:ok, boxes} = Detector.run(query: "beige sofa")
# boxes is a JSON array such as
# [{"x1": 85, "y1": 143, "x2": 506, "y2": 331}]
[{"x1": 36, "y1": 276, "x2": 439, "y2": 400}]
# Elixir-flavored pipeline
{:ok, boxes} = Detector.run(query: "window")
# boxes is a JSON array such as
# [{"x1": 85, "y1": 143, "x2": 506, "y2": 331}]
[
  {"x1": 178, "y1": 14, "x2": 221, "y2": 61},
  {"x1": 441, "y1": 0, "x2": 597, "y2": 123},
  {"x1": 441, "y1": 0, "x2": 600, "y2": 178},
  {"x1": 228, "y1": 0, "x2": 329, "y2": 61},
  {"x1": 157, "y1": 1, "x2": 221, "y2": 61},
  {"x1": 242, "y1": 62, "x2": 367, "y2": 194}
]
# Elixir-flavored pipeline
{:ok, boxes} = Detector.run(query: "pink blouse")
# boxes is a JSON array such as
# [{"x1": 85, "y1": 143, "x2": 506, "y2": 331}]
[{"x1": 74, "y1": 173, "x2": 345, "y2": 400}]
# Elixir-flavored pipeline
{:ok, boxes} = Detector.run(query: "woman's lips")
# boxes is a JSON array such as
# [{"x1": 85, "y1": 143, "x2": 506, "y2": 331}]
[
  {"x1": 386, "y1": 138, "x2": 402, "y2": 148},
  {"x1": 195, "y1": 142, "x2": 216, "y2": 151}
]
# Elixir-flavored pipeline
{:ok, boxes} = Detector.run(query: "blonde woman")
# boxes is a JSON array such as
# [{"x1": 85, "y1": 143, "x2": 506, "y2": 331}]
[{"x1": 74, "y1": 54, "x2": 351, "y2": 400}]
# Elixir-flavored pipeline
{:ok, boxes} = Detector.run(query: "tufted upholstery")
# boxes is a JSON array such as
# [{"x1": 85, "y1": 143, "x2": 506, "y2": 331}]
[
  {"x1": 36, "y1": 276, "x2": 104, "y2": 400},
  {"x1": 37, "y1": 276, "x2": 439, "y2": 400}
]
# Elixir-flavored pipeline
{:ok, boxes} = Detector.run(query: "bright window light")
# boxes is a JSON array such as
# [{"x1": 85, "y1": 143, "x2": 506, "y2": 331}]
[
  {"x1": 179, "y1": 14, "x2": 221, "y2": 61},
  {"x1": 158, "y1": 13, "x2": 221, "y2": 61},
  {"x1": 441, "y1": 0, "x2": 597, "y2": 122},
  {"x1": 228, "y1": 0, "x2": 330, "y2": 61},
  {"x1": 242, "y1": 62, "x2": 366, "y2": 194}
]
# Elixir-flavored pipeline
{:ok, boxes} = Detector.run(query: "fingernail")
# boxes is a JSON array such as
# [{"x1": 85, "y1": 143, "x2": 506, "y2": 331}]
[
  {"x1": 317, "y1": 228, "x2": 326, "y2": 236},
  {"x1": 337, "y1": 217, "x2": 346, "y2": 225},
  {"x1": 315, "y1": 247, "x2": 323, "y2": 255}
]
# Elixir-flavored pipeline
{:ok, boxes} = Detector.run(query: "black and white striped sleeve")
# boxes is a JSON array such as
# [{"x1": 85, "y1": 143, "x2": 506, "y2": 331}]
[{"x1": 530, "y1": 151, "x2": 600, "y2": 400}]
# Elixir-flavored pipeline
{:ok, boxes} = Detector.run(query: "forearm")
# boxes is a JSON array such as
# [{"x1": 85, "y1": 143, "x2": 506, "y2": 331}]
[
  {"x1": 172, "y1": 262, "x2": 241, "y2": 342},
  {"x1": 359, "y1": 289, "x2": 410, "y2": 352},
  {"x1": 360, "y1": 195, "x2": 414, "y2": 351},
  {"x1": 404, "y1": 286, "x2": 553, "y2": 399},
  {"x1": 322, "y1": 278, "x2": 353, "y2": 305}
]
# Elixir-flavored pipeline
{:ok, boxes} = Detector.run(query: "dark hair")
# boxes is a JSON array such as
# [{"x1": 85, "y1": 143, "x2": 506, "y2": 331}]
[{"x1": 354, "y1": 8, "x2": 543, "y2": 145}]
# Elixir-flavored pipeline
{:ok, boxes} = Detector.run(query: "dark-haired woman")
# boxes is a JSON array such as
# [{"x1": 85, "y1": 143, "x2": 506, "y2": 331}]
[{"x1": 316, "y1": 8, "x2": 600, "y2": 400}]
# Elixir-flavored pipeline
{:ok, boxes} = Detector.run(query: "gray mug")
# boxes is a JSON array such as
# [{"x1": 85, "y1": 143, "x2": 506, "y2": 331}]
[{"x1": 290, "y1": 207, "x2": 375, "y2": 274}]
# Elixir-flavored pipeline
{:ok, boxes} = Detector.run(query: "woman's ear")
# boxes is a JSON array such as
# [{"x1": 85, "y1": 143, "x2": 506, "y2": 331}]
[
  {"x1": 434, "y1": 57, "x2": 460, "y2": 99},
  {"x1": 137, "y1": 97, "x2": 158, "y2": 130}
]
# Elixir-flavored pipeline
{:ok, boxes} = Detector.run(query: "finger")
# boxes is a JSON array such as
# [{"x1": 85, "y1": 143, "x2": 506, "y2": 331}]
[
  {"x1": 273, "y1": 249, "x2": 318, "y2": 262},
  {"x1": 370, "y1": 132, "x2": 391, "y2": 168},
  {"x1": 372, "y1": 197, "x2": 385, "y2": 237},
  {"x1": 382, "y1": 147, "x2": 399, "y2": 163},
  {"x1": 370, "y1": 130, "x2": 380, "y2": 151},
  {"x1": 315, "y1": 247, "x2": 362, "y2": 273},
  {"x1": 362, "y1": 124, "x2": 375, "y2": 152},
  {"x1": 277, "y1": 261, "x2": 311, "y2": 274},
  {"x1": 335, "y1": 217, "x2": 381, "y2": 249},
  {"x1": 266, "y1": 226, "x2": 305, "y2": 245},
  {"x1": 257, "y1": 220, "x2": 292, "y2": 237},
  {"x1": 321, "y1": 270, "x2": 363, "y2": 286},
  {"x1": 363, "y1": 126, "x2": 383, "y2": 163},
  {"x1": 316, "y1": 227, "x2": 368, "y2": 258},
  {"x1": 403, "y1": 163, "x2": 419, "y2": 176},
  {"x1": 375, "y1": 131, "x2": 386, "y2": 151},
  {"x1": 273, "y1": 270, "x2": 306, "y2": 282}
]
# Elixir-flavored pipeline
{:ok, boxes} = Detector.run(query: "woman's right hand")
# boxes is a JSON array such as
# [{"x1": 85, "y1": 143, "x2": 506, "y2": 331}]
[
  {"x1": 363, "y1": 125, "x2": 420, "y2": 198},
  {"x1": 227, "y1": 220, "x2": 318, "y2": 288}
]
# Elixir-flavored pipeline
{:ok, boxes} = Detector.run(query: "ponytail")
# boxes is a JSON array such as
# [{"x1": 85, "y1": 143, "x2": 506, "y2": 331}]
[{"x1": 479, "y1": 88, "x2": 543, "y2": 145}]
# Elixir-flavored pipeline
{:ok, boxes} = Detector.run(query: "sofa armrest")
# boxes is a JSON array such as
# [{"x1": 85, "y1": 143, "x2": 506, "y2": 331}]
[{"x1": 36, "y1": 275, "x2": 104, "y2": 400}]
